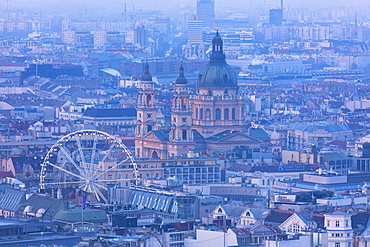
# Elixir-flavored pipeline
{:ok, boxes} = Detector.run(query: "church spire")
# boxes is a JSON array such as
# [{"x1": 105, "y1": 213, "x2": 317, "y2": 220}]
[
  {"x1": 175, "y1": 60, "x2": 187, "y2": 85},
  {"x1": 142, "y1": 58, "x2": 152, "y2": 81},
  {"x1": 179, "y1": 60, "x2": 184, "y2": 77}
]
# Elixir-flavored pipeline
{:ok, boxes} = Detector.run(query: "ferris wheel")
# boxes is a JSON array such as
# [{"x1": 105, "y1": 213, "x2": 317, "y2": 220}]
[{"x1": 40, "y1": 130, "x2": 139, "y2": 204}]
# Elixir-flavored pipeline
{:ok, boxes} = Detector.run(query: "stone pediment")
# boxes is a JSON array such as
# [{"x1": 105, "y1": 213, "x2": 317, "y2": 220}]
[
  {"x1": 222, "y1": 134, "x2": 261, "y2": 143},
  {"x1": 142, "y1": 130, "x2": 169, "y2": 142},
  {"x1": 241, "y1": 208, "x2": 253, "y2": 218},
  {"x1": 207, "y1": 131, "x2": 262, "y2": 143},
  {"x1": 212, "y1": 205, "x2": 224, "y2": 215},
  {"x1": 142, "y1": 131, "x2": 161, "y2": 142},
  {"x1": 279, "y1": 213, "x2": 311, "y2": 231}
]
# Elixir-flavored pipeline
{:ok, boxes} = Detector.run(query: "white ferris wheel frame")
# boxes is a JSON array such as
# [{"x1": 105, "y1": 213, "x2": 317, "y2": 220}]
[{"x1": 39, "y1": 129, "x2": 139, "y2": 203}]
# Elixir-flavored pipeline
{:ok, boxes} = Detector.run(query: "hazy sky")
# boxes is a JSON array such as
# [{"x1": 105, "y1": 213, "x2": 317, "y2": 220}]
[{"x1": 2, "y1": 0, "x2": 368, "y2": 18}]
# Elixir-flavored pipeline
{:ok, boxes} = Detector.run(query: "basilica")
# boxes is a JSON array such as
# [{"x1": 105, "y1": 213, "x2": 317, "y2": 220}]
[{"x1": 135, "y1": 31, "x2": 266, "y2": 159}]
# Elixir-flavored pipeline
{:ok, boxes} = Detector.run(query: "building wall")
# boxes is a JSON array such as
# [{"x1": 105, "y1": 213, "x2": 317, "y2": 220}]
[{"x1": 185, "y1": 229, "x2": 238, "y2": 247}]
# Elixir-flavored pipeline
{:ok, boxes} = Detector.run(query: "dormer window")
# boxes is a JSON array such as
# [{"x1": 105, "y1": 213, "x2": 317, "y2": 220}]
[{"x1": 246, "y1": 211, "x2": 250, "y2": 217}]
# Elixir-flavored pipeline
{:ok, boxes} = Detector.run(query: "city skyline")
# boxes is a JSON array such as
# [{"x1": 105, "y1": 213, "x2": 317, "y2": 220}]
[{"x1": 0, "y1": 0, "x2": 368, "y2": 246}]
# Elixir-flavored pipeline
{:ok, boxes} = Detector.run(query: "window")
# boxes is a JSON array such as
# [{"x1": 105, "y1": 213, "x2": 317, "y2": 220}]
[
  {"x1": 224, "y1": 108, "x2": 229, "y2": 120},
  {"x1": 288, "y1": 224, "x2": 300, "y2": 233},
  {"x1": 215, "y1": 108, "x2": 221, "y2": 120},
  {"x1": 335, "y1": 243, "x2": 340, "y2": 247},
  {"x1": 205, "y1": 108, "x2": 211, "y2": 120},
  {"x1": 200, "y1": 108, "x2": 203, "y2": 119},
  {"x1": 170, "y1": 244, "x2": 184, "y2": 247},
  {"x1": 345, "y1": 220, "x2": 349, "y2": 227},
  {"x1": 195, "y1": 108, "x2": 198, "y2": 119},
  {"x1": 232, "y1": 108, "x2": 236, "y2": 119},
  {"x1": 146, "y1": 95, "x2": 152, "y2": 106},
  {"x1": 327, "y1": 220, "x2": 330, "y2": 227},
  {"x1": 182, "y1": 130, "x2": 187, "y2": 140},
  {"x1": 169, "y1": 233, "x2": 184, "y2": 242},
  {"x1": 336, "y1": 221, "x2": 340, "y2": 227},
  {"x1": 347, "y1": 242, "x2": 351, "y2": 247},
  {"x1": 181, "y1": 98, "x2": 187, "y2": 110}
]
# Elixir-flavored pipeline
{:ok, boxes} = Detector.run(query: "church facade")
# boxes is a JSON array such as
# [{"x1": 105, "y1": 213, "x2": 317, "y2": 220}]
[{"x1": 135, "y1": 31, "x2": 265, "y2": 159}]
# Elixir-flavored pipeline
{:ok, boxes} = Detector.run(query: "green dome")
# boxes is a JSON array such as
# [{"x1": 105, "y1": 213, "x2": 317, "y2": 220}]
[
  {"x1": 261, "y1": 76, "x2": 270, "y2": 84},
  {"x1": 197, "y1": 31, "x2": 237, "y2": 89},
  {"x1": 197, "y1": 62, "x2": 237, "y2": 88},
  {"x1": 261, "y1": 76, "x2": 269, "y2": 81}
]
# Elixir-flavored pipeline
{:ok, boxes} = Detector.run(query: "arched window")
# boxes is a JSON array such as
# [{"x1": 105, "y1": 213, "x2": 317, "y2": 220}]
[
  {"x1": 172, "y1": 129, "x2": 175, "y2": 140},
  {"x1": 224, "y1": 108, "x2": 229, "y2": 120},
  {"x1": 147, "y1": 95, "x2": 152, "y2": 106},
  {"x1": 232, "y1": 108, "x2": 236, "y2": 120},
  {"x1": 181, "y1": 98, "x2": 187, "y2": 111},
  {"x1": 196, "y1": 108, "x2": 199, "y2": 119},
  {"x1": 200, "y1": 108, "x2": 204, "y2": 120},
  {"x1": 147, "y1": 125, "x2": 152, "y2": 132},
  {"x1": 208, "y1": 90, "x2": 213, "y2": 96},
  {"x1": 173, "y1": 98, "x2": 177, "y2": 108},
  {"x1": 215, "y1": 108, "x2": 221, "y2": 120},
  {"x1": 224, "y1": 90, "x2": 229, "y2": 96},
  {"x1": 182, "y1": 130, "x2": 187, "y2": 140},
  {"x1": 152, "y1": 151, "x2": 159, "y2": 159},
  {"x1": 205, "y1": 108, "x2": 211, "y2": 120}
]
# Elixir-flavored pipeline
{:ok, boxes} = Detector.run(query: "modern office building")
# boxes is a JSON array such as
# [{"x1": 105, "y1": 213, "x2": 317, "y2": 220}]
[{"x1": 196, "y1": 0, "x2": 214, "y2": 29}]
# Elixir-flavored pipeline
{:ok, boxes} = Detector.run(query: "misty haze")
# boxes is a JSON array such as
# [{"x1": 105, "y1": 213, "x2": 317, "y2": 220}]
[{"x1": 0, "y1": 0, "x2": 367, "y2": 246}]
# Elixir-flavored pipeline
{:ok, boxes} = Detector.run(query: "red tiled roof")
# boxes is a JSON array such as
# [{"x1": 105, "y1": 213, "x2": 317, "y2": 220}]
[{"x1": 0, "y1": 171, "x2": 14, "y2": 179}]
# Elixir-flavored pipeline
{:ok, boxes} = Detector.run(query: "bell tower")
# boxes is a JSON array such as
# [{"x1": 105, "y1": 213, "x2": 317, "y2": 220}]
[
  {"x1": 168, "y1": 62, "x2": 194, "y2": 157},
  {"x1": 135, "y1": 61, "x2": 157, "y2": 157},
  {"x1": 170, "y1": 62, "x2": 193, "y2": 142}
]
